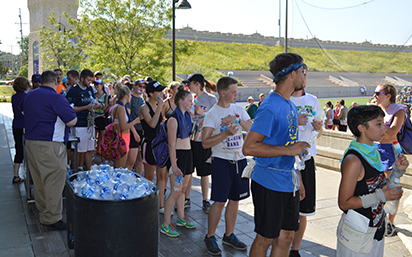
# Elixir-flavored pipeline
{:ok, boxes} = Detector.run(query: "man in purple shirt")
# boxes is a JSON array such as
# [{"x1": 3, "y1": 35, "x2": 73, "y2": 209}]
[{"x1": 24, "y1": 70, "x2": 77, "y2": 230}]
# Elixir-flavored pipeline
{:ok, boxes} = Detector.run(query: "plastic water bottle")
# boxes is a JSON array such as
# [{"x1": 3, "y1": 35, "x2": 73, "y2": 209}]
[
  {"x1": 100, "y1": 187, "x2": 115, "y2": 200},
  {"x1": 174, "y1": 176, "x2": 183, "y2": 191},
  {"x1": 129, "y1": 183, "x2": 148, "y2": 198},
  {"x1": 384, "y1": 178, "x2": 402, "y2": 215},
  {"x1": 113, "y1": 182, "x2": 129, "y2": 194},
  {"x1": 298, "y1": 107, "x2": 308, "y2": 132},
  {"x1": 98, "y1": 173, "x2": 110, "y2": 185},
  {"x1": 115, "y1": 172, "x2": 136, "y2": 186}
]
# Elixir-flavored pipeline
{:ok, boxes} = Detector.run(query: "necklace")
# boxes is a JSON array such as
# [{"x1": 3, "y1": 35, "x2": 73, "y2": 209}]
[
  {"x1": 275, "y1": 90, "x2": 295, "y2": 118},
  {"x1": 274, "y1": 90, "x2": 284, "y2": 98}
]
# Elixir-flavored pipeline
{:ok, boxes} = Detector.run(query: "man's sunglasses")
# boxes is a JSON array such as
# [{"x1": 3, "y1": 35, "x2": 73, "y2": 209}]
[
  {"x1": 33, "y1": 80, "x2": 41, "y2": 83},
  {"x1": 374, "y1": 91, "x2": 389, "y2": 96}
]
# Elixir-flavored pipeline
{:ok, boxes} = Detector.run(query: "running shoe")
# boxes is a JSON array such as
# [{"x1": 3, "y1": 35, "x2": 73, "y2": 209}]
[
  {"x1": 204, "y1": 235, "x2": 221, "y2": 255},
  {"x1": 176, "y1": 215, "x2": 196, "y2": 228},
  {"x1": 222, "y1": 233, "x2": 247, "y2": 250},
  {"x1": 160, "y1": 223, "x2": 179, "y2": 237}
]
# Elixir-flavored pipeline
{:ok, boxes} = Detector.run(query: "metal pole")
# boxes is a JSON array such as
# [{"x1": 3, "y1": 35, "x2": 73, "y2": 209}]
[
  {"x1": 279, "y1": 0, "x2": 281, "y2": 46},
  {"x1": 172, "y1": 0, "x2": 176, "y2": 81},
  {"x1": 285, "y1": 0, "x2": 288, "y2": 53},
  {"x1": 19, "y1": 8, "x2": 24, "y2": 68}
]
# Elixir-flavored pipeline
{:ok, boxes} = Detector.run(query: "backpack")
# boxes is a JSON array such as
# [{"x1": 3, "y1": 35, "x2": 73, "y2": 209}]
[
  {"x1": 397, "y1": 111, "x2": 412, "y2": 154},
  {"x1": 151, "y1": 122, "x2": 169, "y2": 168}
]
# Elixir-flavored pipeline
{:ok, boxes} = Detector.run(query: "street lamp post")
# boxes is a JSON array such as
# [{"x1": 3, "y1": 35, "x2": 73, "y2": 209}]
[
  {"x1": 172, "y1": 0, "x2": 191, "y2": 81},
  {"x1": 285, "y1": 0, "x2": 288, "y2": 53}
]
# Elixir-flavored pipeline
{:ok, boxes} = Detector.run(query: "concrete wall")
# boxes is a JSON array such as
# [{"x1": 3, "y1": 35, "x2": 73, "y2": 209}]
[
  {"x1": 314, "y1": 129, "x2": 412, "y2": 189},
  {"x1": 166, "y1": 27, "x2": 412, "y2": 53},
  {"x1": 27, "y1": 0, "x2": 78, "y2": 78}
]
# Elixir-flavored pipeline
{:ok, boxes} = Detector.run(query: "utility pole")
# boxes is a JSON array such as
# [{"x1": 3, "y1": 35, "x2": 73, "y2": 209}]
[{"x1": 19, "y1": 8, "x2": 25, "y2": 68}]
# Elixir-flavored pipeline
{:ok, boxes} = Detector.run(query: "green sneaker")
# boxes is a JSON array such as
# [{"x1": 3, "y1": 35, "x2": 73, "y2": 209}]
[
  {"x1": 160, "y1": 223, "x2": 179, "y2": 237},
  {"x1": 176, "y1": 215, "x2": 196, "y2": 229}
]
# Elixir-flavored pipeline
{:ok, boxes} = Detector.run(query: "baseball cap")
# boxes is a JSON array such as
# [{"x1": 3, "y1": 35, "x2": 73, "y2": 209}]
[
  {"x1": 145, "y1": 76, "x2": 153, "y2": 83},
  {"x1": 93, "y1": 79, "x2": 103, "y2": 85},
  {"x1": 31, "y1": 74, "x2": 41, "y2": 83},
  {"x1": 62, "y1": 76, "x2": 68, "y2": 83},
  {"x1": 146, "y1": 81, "x2": 166, "y2": 94},
  {"x1": 134, "y1": 79, "x2": 147, "y2": 85},
  {"x1": 182, "y1": 73, "x2": 204, "y2": 84}
]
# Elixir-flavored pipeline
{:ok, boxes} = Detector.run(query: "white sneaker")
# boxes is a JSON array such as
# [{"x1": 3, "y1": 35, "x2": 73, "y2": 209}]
[{"x1": 159, "y1": 207, "x2": 173, "y2": 216}]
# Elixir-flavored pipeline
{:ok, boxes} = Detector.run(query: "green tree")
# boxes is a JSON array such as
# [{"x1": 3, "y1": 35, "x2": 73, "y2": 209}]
[
  {"x1": 18, "y1": 64, "x2": 28, "y2": 78},
  {"x1": 38, "y1": 12, "x2": 85, "y2": 72},
  {"x1": 77, "y1": 0, "x2": 193, "y2": 83},
  {"x1": 17, "y1": 36, "x2": 29, "y2": 65}
]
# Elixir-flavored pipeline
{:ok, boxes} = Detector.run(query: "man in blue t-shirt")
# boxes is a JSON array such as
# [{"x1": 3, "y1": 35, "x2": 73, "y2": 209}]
[
  {"x1": 66, "y1": 69, "x2": 101, "y2": 171},
  {"x1": 24, "y1": 70, "x2": 77, "y2": 230},
  {"x1": 243, "y1": 53, "x2": 310, "y2": 257}
]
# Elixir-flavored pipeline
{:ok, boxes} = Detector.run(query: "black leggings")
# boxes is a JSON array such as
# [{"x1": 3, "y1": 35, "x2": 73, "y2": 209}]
[{"x1": 13, "y1": 127, "x2": 24, "y2": 163}]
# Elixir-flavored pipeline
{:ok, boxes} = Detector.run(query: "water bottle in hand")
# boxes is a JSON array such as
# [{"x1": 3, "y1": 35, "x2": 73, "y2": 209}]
[
  {"x1": 298, "y1": 107, "x2": 307, "y2": 132},
  {"x1": 384, "y1": 178, "x2": 402, "y2": 215},
  {"x1": 174, "y1": 175, "x2": 183, "y2": 191}
]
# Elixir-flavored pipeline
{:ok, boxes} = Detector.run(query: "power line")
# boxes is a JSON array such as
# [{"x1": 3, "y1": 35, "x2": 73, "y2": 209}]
[
  {"x1": 299, "y1": 0, "x2": 376, "y2": 10},
  {"x1": 293, "y1": 0, "x2": 347, "y2": 71}
]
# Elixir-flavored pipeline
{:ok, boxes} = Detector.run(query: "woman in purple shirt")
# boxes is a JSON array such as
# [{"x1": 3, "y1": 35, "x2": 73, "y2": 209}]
[{"x1": 11, "y1": 77, "x2": 31, "y2": 183}]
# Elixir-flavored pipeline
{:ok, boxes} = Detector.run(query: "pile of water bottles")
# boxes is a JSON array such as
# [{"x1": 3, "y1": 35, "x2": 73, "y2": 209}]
[{"x1": 68, "y1": 164, "x2": 156, "y2": 201}]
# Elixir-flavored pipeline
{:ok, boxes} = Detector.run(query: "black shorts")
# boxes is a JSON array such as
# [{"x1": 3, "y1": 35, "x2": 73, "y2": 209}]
[
  {"x1": 251, "y1": 180, "x2": 299, "y2": 239},
  {"x1": 339, "y1": 124, "x2": 347, "y2": 132},
  {"x1": 141, "y1": 138, "x2": 156, "y2": 166},
  {"x1": 95, "y1": 116, "x2": 108, "y2": 131},
  {"x1": 190, "y1": 141, "x2": 212, "y2": 176},
  {"x1": 130, "y1": 130, "x2": 143, "y2": 149},
  {"x1": 300, "y1": 157, "x2": 316, "y2": 215},
  {"x1": 333, "y1": 119, "x2": 339, "y2": 125},
  {"x1": 211, "y1": 157, "x2": 250, "y2": 202},
  {"x1": 167, "y1": 149, "x2": 194, "y2": 176}
]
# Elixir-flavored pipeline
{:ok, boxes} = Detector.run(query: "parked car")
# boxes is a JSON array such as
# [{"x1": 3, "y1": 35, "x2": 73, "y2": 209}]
[{"x1": 6, "y1": 80, "x2": 14, "y2": 85}]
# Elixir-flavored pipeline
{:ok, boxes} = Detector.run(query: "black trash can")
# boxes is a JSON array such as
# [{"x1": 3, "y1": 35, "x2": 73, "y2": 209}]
[{"x1": 65, "y1": 173, "x2": 159, "y2": 257}]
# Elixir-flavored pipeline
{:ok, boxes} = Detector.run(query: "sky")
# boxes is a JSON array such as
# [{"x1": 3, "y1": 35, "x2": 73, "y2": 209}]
[{"x1": 2, "y1": 0, "x2": 412, "y2": 55}]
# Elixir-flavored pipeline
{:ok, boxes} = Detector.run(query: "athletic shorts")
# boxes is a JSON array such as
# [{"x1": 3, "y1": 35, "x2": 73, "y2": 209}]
[
  {"x1": 130, "y1": 130, "x2": 143, "y2": 149},
  {"x1": 376, "y1": 143, "x2": 395, "y2": 171},
  {"x1": 300, "y1": 157, "x2": 316, "y2": 216},
  {"x1": 190, "y1": 141, "x2": 212, "y2": 176},
  {"x1": 120, "y1": 133, "x2": 130, "y2": 152},
  {"x1": 251, "y1": 180, "x2": 300, "y2": 239},
  {"x1": 210, "y1": 157, "x2": 250, "y2": 202},
  {"x1": 141, "y1": 137, "x2": 156, "y2": 166},
  {"x1": 167, "y1": 150, "x2": 194, "y2": 177},
  {"x1": 72, "y1": 127, "x2": 95, "y2": 153},
  {"x1": 333, "y1": 119, "x2": 340, "y2": 125}
]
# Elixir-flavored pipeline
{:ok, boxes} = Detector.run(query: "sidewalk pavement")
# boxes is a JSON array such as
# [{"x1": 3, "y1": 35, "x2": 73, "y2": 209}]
[{"x1": 0, "y1": 102, "x2": 411, "y2": 257}]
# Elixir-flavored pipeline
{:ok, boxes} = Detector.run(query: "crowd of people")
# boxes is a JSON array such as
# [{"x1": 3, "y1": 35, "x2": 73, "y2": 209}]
[{"x1": 9, "y1": 53, "x2": 409, "y2": 257}]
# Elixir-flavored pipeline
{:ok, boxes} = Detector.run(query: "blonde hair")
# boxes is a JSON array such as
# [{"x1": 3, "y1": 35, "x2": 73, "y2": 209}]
[{"x1": 114, "y1": 81, "x2": 130, "y2": 100}]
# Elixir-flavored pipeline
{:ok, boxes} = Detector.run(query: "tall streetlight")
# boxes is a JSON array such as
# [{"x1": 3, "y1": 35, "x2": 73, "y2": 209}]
[
  {"x1": 285, "y1": 0, "x2": 288, "y2": 53},
  {"x1": 172, "y1": 0, "x2": 191, "y2": 81}
]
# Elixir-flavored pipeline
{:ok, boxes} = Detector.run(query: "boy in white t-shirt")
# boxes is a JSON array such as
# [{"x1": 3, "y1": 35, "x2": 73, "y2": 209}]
[{"x1": 201, "y1": 76, "x2": 252, "y2": 255}]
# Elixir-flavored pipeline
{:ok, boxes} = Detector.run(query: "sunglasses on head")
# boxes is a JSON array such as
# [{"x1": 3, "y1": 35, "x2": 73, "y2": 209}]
[{"x1": 374, "y1": 91, "x2": 389, "y2": 96}]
